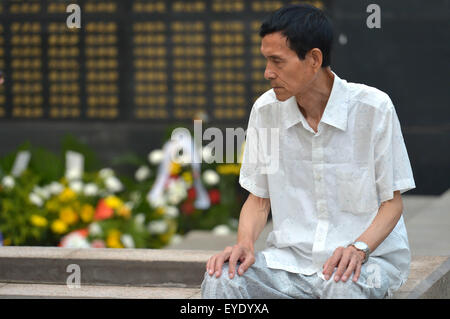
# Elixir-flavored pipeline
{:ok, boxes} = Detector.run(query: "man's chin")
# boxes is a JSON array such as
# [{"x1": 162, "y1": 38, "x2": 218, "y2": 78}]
[{"x1": 274, "y1": 92, "x2": 291, "y2": 102}]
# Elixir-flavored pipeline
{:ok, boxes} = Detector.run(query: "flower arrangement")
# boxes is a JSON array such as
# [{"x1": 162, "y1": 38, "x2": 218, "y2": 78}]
[{"x1": 0, "y1": 132, "x2": 244, "y2": 249}]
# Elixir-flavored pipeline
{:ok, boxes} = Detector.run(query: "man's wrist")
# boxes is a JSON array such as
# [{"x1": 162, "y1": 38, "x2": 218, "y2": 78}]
[
  {"x1": 348, "y1": 241, "x2": 371, "y2": 263},
  {"x1": 237, "y1": 239, "x2": 255, "y2": 253}
]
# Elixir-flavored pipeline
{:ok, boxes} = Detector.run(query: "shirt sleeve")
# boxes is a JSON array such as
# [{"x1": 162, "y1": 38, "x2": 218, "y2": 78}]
[
  {"x1": 374, "y1": 98, "x2": 416, "y2": 204},
  {"x1": 239, "y1": 105, "x2": 270, "y2": 198}
]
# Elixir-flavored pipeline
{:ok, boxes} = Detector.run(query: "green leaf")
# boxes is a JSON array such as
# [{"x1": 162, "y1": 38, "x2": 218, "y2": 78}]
[{"x1": 28, "y1": 147, "x2": 63, "y2": 184}]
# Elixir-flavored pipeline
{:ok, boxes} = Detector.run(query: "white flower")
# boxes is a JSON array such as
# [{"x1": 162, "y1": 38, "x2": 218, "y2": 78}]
[
  {"x1": 164, "y1": 206, "x2": 179, "y2": 218},
  {"x1": 88, "y1": 222, "x2": 102, "y2": 236},
  {"x1": 130, "y1": 191, "x2": 141, "y2": 203},
  {"x1": 148, "y1": 194, "x2": 166, "y2": 208},
  {"x1": 124, "y1": 201, "x2": 134, "y2": 210},
  {"x1": 170, "y1": 234, "x2": 183, "y2": 246},
  {"x1": 148, "y1": 150, "x2": 164, "y2": 165},
  {"x1": 99, "y1": 168, "x2": 114, "y2": 179},
  {"x1": 48, "y1": 182, "x2": 63, "y2": 195},
  {"x1": 135, "y1": 166, "x2": 151, "y2": 181},
  {"x1": 1, "y1": 176, "x2": 15, "y2": 190},
  {"x1": 134, "y1": 213, "x2": 146, "y2": 226},
  {"x1": 83, "y1": 183, "x2": 99, "y2": 196},
  {"x1": 202, "y1": 145, "x2": 215, "y2": 163},
  {"x1": 66, "y1": 168, "x2": 82, "y2": 181},
  {"x1": 147, "y1": 220, "x2": 168, "y2": 234},
  {"x1": 202, "y1": 169, "x2": 220, "y2": 186},
  {"x1": 166, "y1": 179, "x2": 187, "y2": 205},
  {"x1": 212, "y1": 224, "x2": 232, "y2": 236},
  {"x1": 69, "y1": 180, "x2": 84, "y2": 193},
  {"x1": 29, "y1": 193, "x2": 43, "y2": 207},
  {"x1": 32, "y1": 186, "x2": 51, "y2": 200},
  {"x1": 105, "y1": 176, "x2": 123, "y2": 193},
  {"x1": 60, "y1": 232, "x2": 90, "y2": 249},
  {"x1": 121, "y1": 234, "x2": 135, "y2": 249}
]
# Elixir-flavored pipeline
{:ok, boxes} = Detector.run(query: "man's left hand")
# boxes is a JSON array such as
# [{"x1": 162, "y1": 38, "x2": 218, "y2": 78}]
[{"x1": 322, "y1": 246, "x2": 365, "y2": 283}]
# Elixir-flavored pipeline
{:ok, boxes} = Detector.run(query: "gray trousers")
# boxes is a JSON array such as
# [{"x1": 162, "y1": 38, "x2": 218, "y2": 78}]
[{"x1": 201, "y1": 252, "x2": 390, "y2": 299}]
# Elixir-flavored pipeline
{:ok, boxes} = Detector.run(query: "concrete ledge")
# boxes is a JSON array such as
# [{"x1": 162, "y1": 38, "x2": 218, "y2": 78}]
[
  {"x1": 0, "y1": 247, "x2": 218, "y2": 288},
  {"x1": 401, "y1": 256, "x2": 450, "y2": 299},
  {"x1": 0, "y1": 283, "x2": 201, "y2": 299},
  {"x1": 0, "y1": 247, "x2": 448, "y2": 298},
  {"x1": 391, "y1": 256, "x2": 449, "y2": 298}
]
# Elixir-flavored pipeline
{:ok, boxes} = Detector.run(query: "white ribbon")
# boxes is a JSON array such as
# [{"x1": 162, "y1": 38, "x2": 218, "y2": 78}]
[
  {"x1": 65, "y1": 151, "x2": 84, "y2": 180},
  {"x1": 147, "y1": 131, "x2": 210, "y2": 210},
  {"x1": 11, "y1": 151, "x2": 31, "y2": 177}
]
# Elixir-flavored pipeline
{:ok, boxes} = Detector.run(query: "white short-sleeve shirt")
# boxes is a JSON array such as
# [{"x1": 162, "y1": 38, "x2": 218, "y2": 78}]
[{"x1": 239, "y1": 71, "x2": 416, "y2": 294}]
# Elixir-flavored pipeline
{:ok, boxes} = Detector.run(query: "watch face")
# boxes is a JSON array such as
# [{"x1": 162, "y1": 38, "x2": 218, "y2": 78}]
[{"x1": 354, "y1": 242, "x2": 368, "y2": 250}]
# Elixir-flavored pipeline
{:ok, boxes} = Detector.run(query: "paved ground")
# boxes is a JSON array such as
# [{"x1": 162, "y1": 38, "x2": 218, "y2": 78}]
[{"x1": 167, "y1": 190, "x2": 450, "y2": 257}]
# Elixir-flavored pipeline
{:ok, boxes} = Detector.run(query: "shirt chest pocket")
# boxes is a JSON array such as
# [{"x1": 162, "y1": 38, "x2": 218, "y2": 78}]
[{"x1": 336, "y1": 165, "x2": 379, "y2": 214}]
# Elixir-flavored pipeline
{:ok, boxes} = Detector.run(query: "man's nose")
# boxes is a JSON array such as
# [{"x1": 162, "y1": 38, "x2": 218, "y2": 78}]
[{"x1": 264, "y1": 66, "x2": 276, "y2": 80}]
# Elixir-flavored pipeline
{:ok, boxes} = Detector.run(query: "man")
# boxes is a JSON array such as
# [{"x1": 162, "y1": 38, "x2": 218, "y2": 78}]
[{"x1": 201, "y1": 4, "x2": 415, "y2": 299}]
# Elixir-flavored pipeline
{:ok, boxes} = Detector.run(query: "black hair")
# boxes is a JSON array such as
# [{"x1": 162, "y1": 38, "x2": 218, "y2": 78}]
[{"x1": 259, "y1": 4, "x2": 333, "y2": 67}]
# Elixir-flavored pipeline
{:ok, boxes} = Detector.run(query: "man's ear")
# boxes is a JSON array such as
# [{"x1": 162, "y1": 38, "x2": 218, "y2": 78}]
[{"x1": 307, "y1": 48, "x2": 323, "y2": 71}]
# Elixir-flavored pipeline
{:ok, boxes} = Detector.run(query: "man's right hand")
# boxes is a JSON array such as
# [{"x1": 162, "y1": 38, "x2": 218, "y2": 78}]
[{"x1": 206, "y1": 243, "x2": 255, "y2": 279}]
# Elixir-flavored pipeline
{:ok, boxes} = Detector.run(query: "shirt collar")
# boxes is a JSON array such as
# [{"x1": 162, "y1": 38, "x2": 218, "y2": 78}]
[{"x1": 282, "y1": 71, "x2": 349, "y2": 131}]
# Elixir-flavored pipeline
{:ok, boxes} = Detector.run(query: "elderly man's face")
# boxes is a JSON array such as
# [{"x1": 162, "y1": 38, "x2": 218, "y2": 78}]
[{"x1": 261, "y1": 32, "x2": 315, "y2": 101}]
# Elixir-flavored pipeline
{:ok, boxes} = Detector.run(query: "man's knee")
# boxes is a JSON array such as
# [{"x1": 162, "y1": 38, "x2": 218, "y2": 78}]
[
  {"x1": 320, "y1": 268, "x2": 389, "y2": 299},
  {"x1": 201, "y1": 266, "x2": 247, "y2": 299},
  {"x1": 321, "y1": 277, "x2": 366, "y2": 298}
]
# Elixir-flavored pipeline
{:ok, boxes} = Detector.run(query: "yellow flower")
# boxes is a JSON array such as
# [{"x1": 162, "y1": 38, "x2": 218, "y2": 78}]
[
  {"x1": 169, "y1": 162, "x2": 182, "y2": 176},
  {"x1": 45, "y1": 198, "x2": 60, "y2": 213},
  {"x1": 3, "y1": 238, "x2": 11, "y2": 246},
  {"x1": 159, "y1": 233, "x2": 173, "y2": 245},
  {"x1": 58, "y1": 188, "x2": 76, "y2": 202},
  {"x1": 51, "y1": 219, "x2": 68, "y2": 234},
  {"x1": 106, "y1": 229, "x2": 124, "y2": 248},
  {"x1": 59, "y1": 207, "x2": 78, "y2": 225},
  {"x1": 182, "y1": 171, "x2": 193, "y2": 186},
  {"x1": 30, "y1": 214, "x2": 48, "y2": 227},
  {"x1": 80, "y1": 204, "x2": 95, "y2": 223},
  {"x1": 117, "y1": 205, "x2": 131, "y2": 219},
  {"x1": 155, "y1": 207, "x2": 165, "y2": 216},
  {"x1": 105, "y1": 195, "x2": 123, "y2": 209},
  {"x1": 217, "y1": 164, "x2": 241, "y2": 175},
  {"x1": 59, "y1": 177, "x2": 68, "y2": 186}
]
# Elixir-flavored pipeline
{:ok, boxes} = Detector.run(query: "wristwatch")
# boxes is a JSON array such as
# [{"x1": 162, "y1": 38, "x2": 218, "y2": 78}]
[{"x1": 349, "y1": 241, "x2": 371, "y2": 264}]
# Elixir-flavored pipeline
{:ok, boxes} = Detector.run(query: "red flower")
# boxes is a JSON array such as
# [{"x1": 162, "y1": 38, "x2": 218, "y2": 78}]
[
  {"x1": 187, "y1": 187, "x2": 196, "y2": 200},
  {"x1": 58, "y1": 229, "x2": 88, "y2": 247},
  {"x1": 91, "y1": 239, "x2": 106, "y2": 248},
  {"x1": 208, "y1": 189, "x2": 221, "y2": 205},
  {"x1": 181, "y1": 200, "x2": 195, "y2": 216},
  {"x1": 94, "y1": 199, "x2": 114, "y2": 221}
]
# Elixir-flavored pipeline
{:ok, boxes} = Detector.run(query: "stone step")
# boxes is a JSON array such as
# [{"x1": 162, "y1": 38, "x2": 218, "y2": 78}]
[
  {"x1": 0, "y1": 283, "x2": 201, "y2": 299},
  {"x1": 0, "y1": 247, "x2": 448, "y2": 298},
  {"x1": 0, "y1": 246, "x2": 216, "y2": 288}
]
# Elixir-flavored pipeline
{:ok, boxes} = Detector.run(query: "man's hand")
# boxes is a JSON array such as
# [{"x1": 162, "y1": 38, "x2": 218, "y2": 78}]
[
  {"x1": 322, "y1": 246, "x2": 365, "y2": 283},
  {"x1": 206, "y1": 244, "x2": 255, "y2": 279}
]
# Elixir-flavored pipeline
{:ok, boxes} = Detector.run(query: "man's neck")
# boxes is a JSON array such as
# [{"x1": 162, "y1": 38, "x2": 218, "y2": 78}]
[{"x1": 294, "y1": 67, "x2": 335, "y2": 123}]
